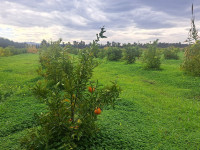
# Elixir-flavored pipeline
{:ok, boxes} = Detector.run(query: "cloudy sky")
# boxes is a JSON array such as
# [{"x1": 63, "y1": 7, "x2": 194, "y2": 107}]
[{"x1": 0, "y1": 0, "x2": 200, "y2": 44}]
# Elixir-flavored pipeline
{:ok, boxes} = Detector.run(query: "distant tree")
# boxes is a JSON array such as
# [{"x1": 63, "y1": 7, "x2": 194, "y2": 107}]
[
  {"x1": 185, "y1": 3, "x2": 199, "y2": 44},
  {"x1": 112, "y1": 41, "x2": 116, "y2": 47},
  {"x1": 182, "y1": 4, "x2": 200, "y2": 76},
  {"x1": 106, "y1": 41, "x2": 111, "y2": 47},
  {"x1": 123, "y1": 46, "x2": 141, "y2": 64},
  {"x1": 0, "y1": 37, "x2": 27, "y2": 48},
  {"x1": 107, "y1": 47, "x2": 123, "y2": 61},
  {"x1": 40, "y1": 39, "x2": 48, "y2": 47}
]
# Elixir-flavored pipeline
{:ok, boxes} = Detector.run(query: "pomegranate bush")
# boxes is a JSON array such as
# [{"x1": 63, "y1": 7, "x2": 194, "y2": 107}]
[
  {"x1": 20, "y1": 29, "x2": 121, "y2": 149},
  {"x1": 181, "y1": 41, "x2": 200, "y2": 76},
  {"x1": 142, "y1": 40, "x2": 161, "y2": 69},
  {"x1": 123, "y1": 46, "x2": 141, "y2": 64}
]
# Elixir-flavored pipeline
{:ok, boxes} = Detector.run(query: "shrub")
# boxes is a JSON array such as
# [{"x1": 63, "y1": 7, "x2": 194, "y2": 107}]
[
  {"x1": 163, "y1": 47, "x2": 179, "y2": 60},
  {"x1": 107, "y1": 47, "x2": 122, "y2": 61},
  {"x1": 90, "y1": 42, "x2": 100, "y2": 58},
  {"x1": 20, "y1": 29, "x2": 121, "y2": 149},
  {"x1": 123, "y1": 46, "x2": 141, "y2": 64},
  {"x1": 90, "y1": 27, "x2": 107, "y2": 58},
  {"x1": 27, "y1": 45, "x2": 38, "y2": 53},
  {"x1": 0, "y1": 46, "x2": 27, "y2": 56},
  {"x1": 64, "y1": 44, "x2": 79, "y2": 55},
  {"x1": 97, "y1": 48, "x2": 107, "y2": 59},
  {"x1": 181, "y1": 40, "x2": 200, "y2": 76},
  {"x1": 142, "y1": 40, "x2": 161, "y2": 69}
]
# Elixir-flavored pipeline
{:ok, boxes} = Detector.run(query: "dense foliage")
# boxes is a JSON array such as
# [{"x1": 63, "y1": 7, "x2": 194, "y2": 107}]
[
  {"x1": 181, "y1": 41, "x2": 200, "y2": 76},
  {"x1": 163, "y1": 47, "x2": 179, "y2": 60},
  {"x1": 20, "y1": 29, "x2": 121, "y2": 149},
  {"x1": 64, "y1": 44, "x2": 79, "y2": 55},
  {"x1": 27, "y1": 45, "x2": 38, "y2": 54},
  {"x1": 106, "y1": 47, "x2": 123, "y2": 61},
  {"x1": 0, "y1": 45, "x2": 38, "y2": 57},
  {"x1": 123, "y1": 46, "x2": 141, "y2": 64},
  {"x1": 0, "y1": 46, "x2": 27, "y2": 56},
  {"x1": 142, "y1": 40, "x2": 161, "y2": 69}
]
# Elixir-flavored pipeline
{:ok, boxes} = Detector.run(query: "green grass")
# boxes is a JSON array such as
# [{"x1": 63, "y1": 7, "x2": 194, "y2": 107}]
[
  {"x1": 0, "y1": 54, "x2": 46, "y2": 149},
  {"x1": 1, "y1": 53, "x2": 200, "y2": 149}
]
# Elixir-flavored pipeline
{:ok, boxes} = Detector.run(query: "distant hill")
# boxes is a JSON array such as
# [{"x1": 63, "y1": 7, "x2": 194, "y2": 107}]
[
  {"x1": 25, "y1": 42, "x2": 40, "y2": 45},
  {"x1": 0, "y1": 37, "x2": 29, "y2": 48}
]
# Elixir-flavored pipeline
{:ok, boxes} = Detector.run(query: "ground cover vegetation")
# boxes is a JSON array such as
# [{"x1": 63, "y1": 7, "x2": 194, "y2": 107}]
[
  {"x1": 1, "y1": 42, "x2": 200, "y2": 149},
  {"x1": 1, "y1": 5, "x2": 200, "y2": 148}
]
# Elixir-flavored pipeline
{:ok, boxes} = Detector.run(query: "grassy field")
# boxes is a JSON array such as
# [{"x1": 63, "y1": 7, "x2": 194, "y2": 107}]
[
  {"x1": 1, "y1": 53, "x2": 200, "y2": 149},
  {"x1": 0, "y1": 54, "x2": 46, "y2": 149}
]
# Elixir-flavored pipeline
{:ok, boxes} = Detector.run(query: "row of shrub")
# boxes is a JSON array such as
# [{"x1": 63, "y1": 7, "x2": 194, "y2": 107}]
[
  {"x1": 105, "y1": 44, "x2": 180, "y2": 63},
  {"x1": 0, "y1": 45, "x2": 38, "y2": 57},
  {"x1": 93, "y1": 40, "x2": 200, "y2": 77},
  {"x1": 65, "y1": 40, "x2": 181, "y2": 70},
  {"x1": 0, "y1": 46, "x2": 26, "y2": 56}
]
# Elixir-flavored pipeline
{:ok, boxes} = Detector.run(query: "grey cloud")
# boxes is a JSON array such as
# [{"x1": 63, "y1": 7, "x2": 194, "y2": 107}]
[
  {"x1": 101, "y1": 0, "x2": 140, "y2": 13},
  {"x1": 4, "y1": 0, "x2": 75, "y2": 12},
  {"x1": 0, "y1": 0, "x2": 200, "y2": 43},
  {"x1": 138, "y1": 0, "x2": 196, "y2": 17},
  {"x1": 1, "y1": 0, "x2": 198, "y2": 30}
]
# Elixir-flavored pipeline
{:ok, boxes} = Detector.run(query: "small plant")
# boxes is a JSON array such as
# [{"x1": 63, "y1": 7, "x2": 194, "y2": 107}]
[
  {"x1": 97, "y1": 48, "x2": 107, "y2": 59},
  {"x1": 27, "y1": 45, "x2": 38, "y2": 53},
  {"x1": 181, "y1": 41, "x2": 200, "y2": 76},
  {"x1": 106, "y1": 47, "x2": 123, "y2": 61},
  {"x1": 182, "y1": 4, "x2": 200, "y2": 76},
  {"x1": 20, "y1": 27, "x2": 121, "y2": 149},
  {"x1": 123, "y1": 46, "x2": 141, "y2": 64},
  {"x1": 64, "y1": 44, "x2": 79, "y2": 55},
  {"x1": 163, "y1": 47, "x2": 179, "y2": 60},
  {"x1": 142, "y1": 40, "x2": 161, "y2": 69}
]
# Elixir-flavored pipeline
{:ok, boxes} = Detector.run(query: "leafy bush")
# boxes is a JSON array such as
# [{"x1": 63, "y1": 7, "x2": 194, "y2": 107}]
[
  {"x1": 64, "y1": 44, "x2": 79, "y2": 55},
  {"x1": 0, "y1": 46, "x2": 27, "y2": 56},
  {"x1": 0, "y1": 47, "x2": 12, "y2": 56},
  {"x1": 163, "y1": 47, "x2": 179, "y2": 60},
  {"x1": 90, "y1": 42, "x2": 100, "y2": 58},
  {"x1": 106, "y1": 47, "x2": 123, "y2": 61},
  {"x1": 181, "y1": 40, "x2": 200, "y2": 76},
  {"x1": 20, "y1": 29, "x2": 121, "y2": 149},
  {"x1": 142, "y1": 40, "x2": 161, "y2": 69},
  {"x1": 123, "y1": 46, "x2": 141, "y2": 64},
  {"x1": 27, "y1": 45, "x2": 38, "y2": 53},
  {"x1": 97, "y1": 48, "x2": 107, "y2": 59}
]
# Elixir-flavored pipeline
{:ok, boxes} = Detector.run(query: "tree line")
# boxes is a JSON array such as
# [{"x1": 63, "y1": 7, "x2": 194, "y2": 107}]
[{"x1": 0, "y1": 37, "x2": 188, "y2": 50}]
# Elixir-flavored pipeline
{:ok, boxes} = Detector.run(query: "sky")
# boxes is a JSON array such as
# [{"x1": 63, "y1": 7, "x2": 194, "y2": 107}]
[{"x1": 0, "y1": 0, "x2": 200, "y2": 44}]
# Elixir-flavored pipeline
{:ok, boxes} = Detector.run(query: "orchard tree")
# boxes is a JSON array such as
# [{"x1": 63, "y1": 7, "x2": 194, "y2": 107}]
[
  {"x1": 20, "y1": 27, "x2": 121, "y2": 149},
  {"x1": 182, "y1": 4, "x2": 200, "y2": 76}
]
